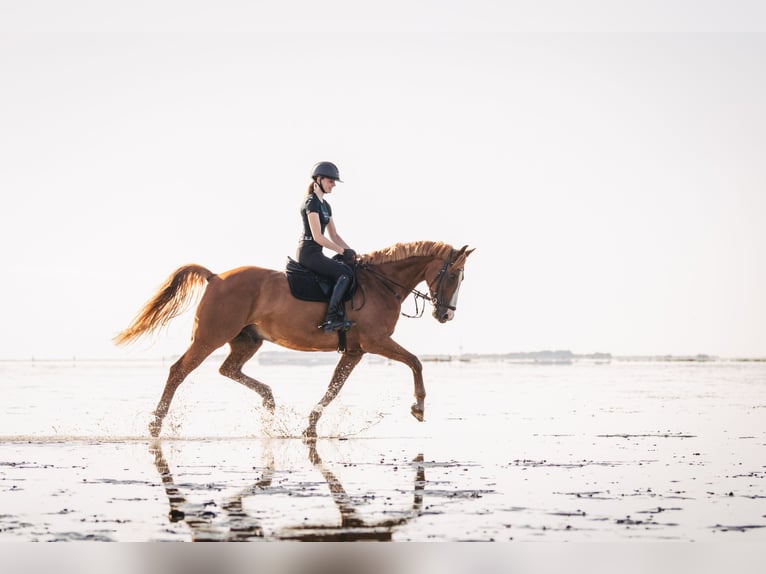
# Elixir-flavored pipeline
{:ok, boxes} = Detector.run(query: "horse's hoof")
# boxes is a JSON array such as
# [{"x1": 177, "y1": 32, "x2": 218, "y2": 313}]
[
  {"x1": 263, "y1": 398, "x2": 276, "y2": 413},
  {"x1": 410, "y1": 404, "x2": 425, "y2": 422}
]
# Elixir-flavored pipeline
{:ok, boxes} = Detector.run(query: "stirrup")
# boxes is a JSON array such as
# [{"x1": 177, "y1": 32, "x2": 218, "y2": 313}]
[{"x1": 318, "y1": 318, "x2": 353, "y2": 333}]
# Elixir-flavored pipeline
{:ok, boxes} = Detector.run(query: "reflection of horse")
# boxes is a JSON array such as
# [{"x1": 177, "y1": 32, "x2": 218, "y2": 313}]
[
  {"x1": 149, "y1": 440, "x2": 425, "y2": 541},
  {"x1": 282, "y1": 446, "x2": 424, "y2": 541},
  {"x1": 115, "y1": 241, "x2": 473, "y2": 438},
  {"x1": 150, "y1": 442, "x2": 274, "y2": 541}
]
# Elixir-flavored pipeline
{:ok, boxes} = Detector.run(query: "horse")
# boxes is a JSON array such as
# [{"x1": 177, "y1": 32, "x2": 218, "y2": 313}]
[{"x1": 114, "y1": 240, "x2": 474, "y2": 438}]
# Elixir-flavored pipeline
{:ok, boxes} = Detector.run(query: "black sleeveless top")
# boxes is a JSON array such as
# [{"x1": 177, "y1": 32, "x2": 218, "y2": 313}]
[{"x1": 299, "y1": 192, "x2": 332, "y2": 242}]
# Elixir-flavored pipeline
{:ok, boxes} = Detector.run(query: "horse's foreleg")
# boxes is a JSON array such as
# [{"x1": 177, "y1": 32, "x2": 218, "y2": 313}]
[
  {"x1": 151, "y1": 345, "x2": 212, "y2": 437},
  {"x1": 370, "y1": 338, "x2": 425, "y2": 422},
  {"x1": 303, "y1": 351, "x2": 364, "y2": 439},
  {"x1": 219, "y1": 327, "x2": 275, "y2": 413}
]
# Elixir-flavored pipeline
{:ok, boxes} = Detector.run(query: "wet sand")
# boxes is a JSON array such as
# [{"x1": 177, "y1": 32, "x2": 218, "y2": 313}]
[
  {"x1": 1, "y1": 359, "x2": 765, "y2": 544},
  {"x1": 1, "y1": 431, "x2": 764, "y2": 542}
]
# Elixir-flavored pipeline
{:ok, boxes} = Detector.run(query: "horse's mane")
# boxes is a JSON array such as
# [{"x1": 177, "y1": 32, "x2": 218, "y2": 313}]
[{"x1": 361, "y1": 241, "x2": 453, "y2": 265}]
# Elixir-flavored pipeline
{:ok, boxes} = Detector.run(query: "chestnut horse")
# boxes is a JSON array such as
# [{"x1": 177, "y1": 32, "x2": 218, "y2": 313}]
[{"x1": 114, "y1": 241, "x2": 474, "y2": 438}]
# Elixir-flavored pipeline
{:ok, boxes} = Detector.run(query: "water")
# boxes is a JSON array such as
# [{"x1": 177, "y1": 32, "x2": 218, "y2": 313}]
[{"x1": 1, "y1": 356, "x2": 765, "y2": 542}]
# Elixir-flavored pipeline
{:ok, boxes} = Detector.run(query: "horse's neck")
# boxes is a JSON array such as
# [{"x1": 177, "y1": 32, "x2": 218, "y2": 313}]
[{"x1": 377, "y1": 257, "x2": 431, "y2": 291}]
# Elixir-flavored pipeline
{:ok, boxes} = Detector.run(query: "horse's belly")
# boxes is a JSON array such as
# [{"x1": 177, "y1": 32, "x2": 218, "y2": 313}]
[{"x1": 254, "y1": 315, "x2": 338, "y2": 353}]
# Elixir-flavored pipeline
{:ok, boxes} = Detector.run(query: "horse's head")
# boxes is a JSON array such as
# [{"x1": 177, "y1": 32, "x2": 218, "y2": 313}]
[{"x1": 426, "y1": 245, "x2": 475, "y2": 323}]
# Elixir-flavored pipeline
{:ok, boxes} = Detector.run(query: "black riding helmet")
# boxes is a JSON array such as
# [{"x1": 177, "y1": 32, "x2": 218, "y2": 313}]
[{"x1": 311, "y1": 161, "x2": 343, "y2": 183}]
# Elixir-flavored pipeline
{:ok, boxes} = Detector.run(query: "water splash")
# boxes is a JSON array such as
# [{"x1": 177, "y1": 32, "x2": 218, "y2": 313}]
[{"x1": 257, "y1": 404, "x2": 386, "y2": 439}]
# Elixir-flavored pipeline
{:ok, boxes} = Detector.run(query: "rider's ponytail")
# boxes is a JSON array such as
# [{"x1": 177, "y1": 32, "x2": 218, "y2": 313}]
[{"x1": 306, "y1": 180, "x2": 318, "y2": 196}]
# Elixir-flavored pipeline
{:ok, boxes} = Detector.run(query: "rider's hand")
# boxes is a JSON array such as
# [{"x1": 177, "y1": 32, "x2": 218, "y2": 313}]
[{"x1": 343, "y1": 249, "x2": 357, "y2": 265}]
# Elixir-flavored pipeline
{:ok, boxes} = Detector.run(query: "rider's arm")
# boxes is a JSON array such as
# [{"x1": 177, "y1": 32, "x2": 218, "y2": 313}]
[
  {"x1": 326, "y1": 219, "x2": 352, "y2": 252},
  {"x1": 307, "y1": 212, "x2": 345, "y2": 255}
]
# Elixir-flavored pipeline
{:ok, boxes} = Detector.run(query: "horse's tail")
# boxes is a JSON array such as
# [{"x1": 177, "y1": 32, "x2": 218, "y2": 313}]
[{"x1": 113, "y1": 264, "x2": 216, "y2": 346}]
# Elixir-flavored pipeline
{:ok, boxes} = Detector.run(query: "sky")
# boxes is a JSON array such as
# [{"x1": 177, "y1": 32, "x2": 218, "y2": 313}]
[{"x1": 1, "y1": 1, "x2": 765, "y2": 360}]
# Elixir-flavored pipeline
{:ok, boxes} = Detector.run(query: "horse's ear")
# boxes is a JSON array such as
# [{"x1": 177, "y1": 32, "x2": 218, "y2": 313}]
[{"x1": 453, "y1": 245, "x2": 474, "y2": 267}]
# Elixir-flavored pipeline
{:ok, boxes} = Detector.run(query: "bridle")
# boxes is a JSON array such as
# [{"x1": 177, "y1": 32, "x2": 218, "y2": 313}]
[
  {"x1": 358, "y1": 249, "x2": 458, "y2": 319},
  {"x1": 430, "y1": 249, "x2": 459, "y2": 319}
]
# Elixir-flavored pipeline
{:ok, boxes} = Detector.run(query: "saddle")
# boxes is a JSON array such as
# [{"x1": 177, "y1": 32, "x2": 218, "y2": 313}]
[
  {"x1": 285, "y1": 257, "x2": 357, "y2": 353},
  {"x1": 285, "y1": 257, "x2": 356, "y2": 303}
]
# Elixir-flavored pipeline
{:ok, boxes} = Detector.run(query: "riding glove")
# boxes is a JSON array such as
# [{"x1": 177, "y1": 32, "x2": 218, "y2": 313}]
[{"x1": 342, "y1": 249, "x2": 357, "y2": 265}]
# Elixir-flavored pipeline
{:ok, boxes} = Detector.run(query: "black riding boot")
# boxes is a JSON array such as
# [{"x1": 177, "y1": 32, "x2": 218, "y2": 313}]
[{"x1": 319, "y1": 275, "x2": 353, "y2": 333}]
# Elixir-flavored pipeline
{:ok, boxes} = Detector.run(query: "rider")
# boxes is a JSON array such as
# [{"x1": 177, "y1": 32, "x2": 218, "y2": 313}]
[{"x1": 297, "y1": 161, "x2": 357, "y2": 332}]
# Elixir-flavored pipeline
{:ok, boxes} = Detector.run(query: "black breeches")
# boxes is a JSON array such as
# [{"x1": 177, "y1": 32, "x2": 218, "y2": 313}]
[{"x1": 297, "y1": 243, "x2": 352, "y2": 281}]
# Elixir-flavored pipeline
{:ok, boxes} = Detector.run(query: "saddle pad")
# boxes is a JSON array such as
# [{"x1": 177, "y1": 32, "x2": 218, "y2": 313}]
[
  {"x1": 284, "y1": 258, "x2": 356, "y2": 303},
  {"x1": 285, "y1": 258, "x2": 333, "y2": 302}
]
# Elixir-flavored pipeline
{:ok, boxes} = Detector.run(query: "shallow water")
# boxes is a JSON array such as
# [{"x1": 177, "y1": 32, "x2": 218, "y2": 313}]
[{"x1": 1, "y1": 357, "x2": 765, "y2": 541}]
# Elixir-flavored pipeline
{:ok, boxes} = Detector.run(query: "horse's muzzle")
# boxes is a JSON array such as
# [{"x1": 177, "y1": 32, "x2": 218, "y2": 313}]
[{"x1": 434, "y1": 308, "x2": 455, "y2": 323}]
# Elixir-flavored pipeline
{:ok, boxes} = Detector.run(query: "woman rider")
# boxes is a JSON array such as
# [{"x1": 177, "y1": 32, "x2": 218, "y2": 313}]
[{"x1": 297, "y1": 161, "x2": 357, "y2": 332}]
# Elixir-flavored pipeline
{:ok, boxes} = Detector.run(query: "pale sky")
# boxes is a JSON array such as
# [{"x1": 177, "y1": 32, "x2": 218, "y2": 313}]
[{"x1": 1, "y1": 1, "x2": 765, "y2": 360}]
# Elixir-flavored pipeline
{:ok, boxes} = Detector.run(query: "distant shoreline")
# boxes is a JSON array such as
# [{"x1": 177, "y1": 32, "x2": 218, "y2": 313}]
[{"x1": 2, "y1": 351, "x2": 764, "y2": 364}]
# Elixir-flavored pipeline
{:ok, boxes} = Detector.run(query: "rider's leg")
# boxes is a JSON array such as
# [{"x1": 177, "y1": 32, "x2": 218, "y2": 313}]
[
  {"x1": 318, "y1": 274, "x2": 353, "y2": 332},
  {"x1": 297, "y1": 244, "x2": 354, "y2": 332}
]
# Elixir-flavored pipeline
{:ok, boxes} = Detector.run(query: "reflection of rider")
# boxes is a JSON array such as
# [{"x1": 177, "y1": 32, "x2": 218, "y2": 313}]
[{"x1": 297, "y1": 161, "x2": 357, "y2": 332}]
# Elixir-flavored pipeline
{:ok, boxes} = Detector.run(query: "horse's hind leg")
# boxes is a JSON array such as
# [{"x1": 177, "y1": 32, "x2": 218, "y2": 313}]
[
  {"x1": 150, "y1": 342, "x2": 214, "y2": 437},
  {"x1": 219, "y1": 326, "x2": 275, "y2": 413},
  {"x1": 303, "y1": 351, "x2": 364, "y2": 439}
]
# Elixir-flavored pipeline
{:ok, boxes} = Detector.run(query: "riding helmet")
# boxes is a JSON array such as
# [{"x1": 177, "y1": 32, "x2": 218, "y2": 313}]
[{"x1": 311, "y1": 161, "x2": 343, "y2": 182}]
